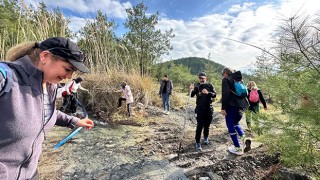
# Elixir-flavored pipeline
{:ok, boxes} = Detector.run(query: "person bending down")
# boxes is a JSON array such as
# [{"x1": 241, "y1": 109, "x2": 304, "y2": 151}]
[{"x1": 116, "y1": 81, "x2": 134, "y2": 117}]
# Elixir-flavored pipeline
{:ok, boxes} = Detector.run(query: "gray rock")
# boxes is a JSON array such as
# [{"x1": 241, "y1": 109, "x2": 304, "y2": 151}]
[{"x1": 206, "y1": 171, "x2": 223, "y2": 180}]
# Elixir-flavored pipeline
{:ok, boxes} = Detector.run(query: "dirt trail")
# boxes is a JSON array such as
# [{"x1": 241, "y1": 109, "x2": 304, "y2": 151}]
[{"x1": 39, "y1": 102, "x2": 280, "y2": 180}]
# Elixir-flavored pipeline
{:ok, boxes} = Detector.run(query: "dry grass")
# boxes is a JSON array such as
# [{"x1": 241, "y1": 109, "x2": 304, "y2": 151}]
[
  {"x1": 73, "y1": 70, "x2": 187, "y2": 123},
  {"x1": 77, "y1": 70, "x2": 158, "y2": 121}
]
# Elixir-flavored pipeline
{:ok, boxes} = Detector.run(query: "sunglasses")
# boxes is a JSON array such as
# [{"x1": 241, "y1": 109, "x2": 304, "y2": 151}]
[{"x1": 47, "y1": 47, "x2": 86, "y2": 62}]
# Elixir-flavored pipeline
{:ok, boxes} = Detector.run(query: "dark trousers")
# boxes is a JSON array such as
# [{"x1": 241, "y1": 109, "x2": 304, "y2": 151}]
[
  {"x1": 60, "y1": 95, "x2": 72, "y2": 112},
  {"x1": 195, "y1": 107, "x2": 213, "y2": 143},
  {"x1": 118, "y1": 98, "x2": 131, "y2": 117},
  {"x1": 60, "y1": 93, "x2": 78, "y2": 113}
]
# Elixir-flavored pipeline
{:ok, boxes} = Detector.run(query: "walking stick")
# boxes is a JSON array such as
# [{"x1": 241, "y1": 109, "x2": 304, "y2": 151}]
[
  {"x1": 177, "y1": 88, "x2": 193, "y2": 159},
  {"x1": 53, "y1": 98, "x2": 88, "y2": 149}
]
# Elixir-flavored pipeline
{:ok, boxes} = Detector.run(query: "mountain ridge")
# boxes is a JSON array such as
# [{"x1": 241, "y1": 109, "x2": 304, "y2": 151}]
[{"x1": 160, "y1": 57, "x2": 225, "y2": 75}]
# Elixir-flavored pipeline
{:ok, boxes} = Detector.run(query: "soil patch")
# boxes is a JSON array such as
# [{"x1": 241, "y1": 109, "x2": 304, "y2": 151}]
[{"x1": 39, "y1": 102, "x2": 282, "y2": 179}]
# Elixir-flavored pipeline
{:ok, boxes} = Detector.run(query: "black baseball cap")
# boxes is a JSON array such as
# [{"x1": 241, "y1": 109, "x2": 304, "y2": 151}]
[
  {"x1": 198, "y1": 72, "x2": 207, "y2": 78},
  {"x1": 38, "y1": 37, "x2": 89, "y2": 73}
]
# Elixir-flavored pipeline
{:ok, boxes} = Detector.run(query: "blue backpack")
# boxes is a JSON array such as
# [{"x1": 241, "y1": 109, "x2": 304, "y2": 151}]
[
  {"x1": 0, "y1": 62, "x2": 14, "y2": 96},
  {"x1": 230, "y1": 71, "x2": 248, "y2": 97},
  {"x1": 233, "y1": 80, "x2": 248, "y2": 97}
]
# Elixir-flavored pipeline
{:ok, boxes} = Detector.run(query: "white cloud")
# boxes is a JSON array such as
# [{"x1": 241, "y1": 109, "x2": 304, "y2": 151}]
[
  {"x1": 25, "y1": 0, "x2": 320, "y2": 70},
  {"x1": 27, "y1": 0, "x2": 132, "y2": 19},
  {"x1": 157, "y1": 0, "x2": 320, "y2": 70},
  {"x1": 228, "y1": 2, "x2": 255, "y2": 14}
]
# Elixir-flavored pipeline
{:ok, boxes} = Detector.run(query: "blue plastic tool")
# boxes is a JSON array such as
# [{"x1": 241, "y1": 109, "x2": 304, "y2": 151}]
[{"x1": 53, "y1": 98, "x2": 88, "y2": 149}]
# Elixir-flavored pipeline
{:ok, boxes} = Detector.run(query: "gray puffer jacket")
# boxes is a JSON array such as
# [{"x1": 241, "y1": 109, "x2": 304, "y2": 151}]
[{"x1": 0, "y1": 56, "x2": 80, "y2": 180}]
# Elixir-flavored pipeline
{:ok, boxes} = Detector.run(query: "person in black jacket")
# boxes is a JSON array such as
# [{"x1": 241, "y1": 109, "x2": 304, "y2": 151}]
[
  {"x1": 159, "y1": 75, "x2": 173, "y2": 114},
  {"x1": 189, "y1": 72, "x2": 217, "y2": 151},
  {"x1": 221, "y1": 68, "x2": 250, "y2": 155},
  {"x1": 246, "y1": 81, "x2": 267, "y2": 131}
]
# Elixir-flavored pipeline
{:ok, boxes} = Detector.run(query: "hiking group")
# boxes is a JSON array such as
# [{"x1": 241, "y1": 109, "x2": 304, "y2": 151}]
[
  {"x1": 0, "y1": 36, "x2": 267, "y2": 179},
  {"x1": 157, "y1": 69, "x2": 267, "y2": 155},
  {"x1": 188, "y1": 68, "x2": 267, "y2": 155}
]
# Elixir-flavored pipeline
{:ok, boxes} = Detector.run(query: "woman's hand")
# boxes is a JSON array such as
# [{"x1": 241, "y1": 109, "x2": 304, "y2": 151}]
[{"x1": 76, "y1": 119, "x2": 94, "y2": 130}]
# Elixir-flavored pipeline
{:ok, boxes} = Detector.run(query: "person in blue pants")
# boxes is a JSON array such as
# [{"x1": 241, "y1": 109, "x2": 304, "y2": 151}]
[
  {"x1": 221, "y1": 68, "x2": 251, "y2": 155},
  {"x1": 159, "y1": 75, "x2": 173, "y2": 114}
]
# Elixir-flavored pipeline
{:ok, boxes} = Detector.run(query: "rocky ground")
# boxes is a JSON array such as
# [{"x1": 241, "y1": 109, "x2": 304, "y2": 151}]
[{"x1": 38, "y1": 101, "x2": 310, "y2": 180}]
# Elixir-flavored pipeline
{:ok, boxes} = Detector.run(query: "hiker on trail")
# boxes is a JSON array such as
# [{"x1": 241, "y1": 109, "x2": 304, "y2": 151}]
[
  {"x1": 0, "y1": 37, "x2": 94, "y2": 180},
  {"x1": 189, "y1": 72, "x2": 217, "y2": 151},
  {"x1": 221, "y1": 68, "x2": 250, "y2": 155},
  {"x1": 159, "y1": 75, "x2": 173, "y2": 114},
  {"x1": 116, "y1": 81, "x2": 133, "y2": 117},
  {"x1": 246, "y1": 81, "x2": 267, "y2": 130},
  {"x1": 60, "y1": 77, "x2": 89, "y2": 113}
]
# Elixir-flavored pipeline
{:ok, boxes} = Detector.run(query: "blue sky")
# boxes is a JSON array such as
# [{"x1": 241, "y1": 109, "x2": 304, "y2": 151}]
[{"x1": 25, "y1": 0, "x2": 319, "y2": 71}]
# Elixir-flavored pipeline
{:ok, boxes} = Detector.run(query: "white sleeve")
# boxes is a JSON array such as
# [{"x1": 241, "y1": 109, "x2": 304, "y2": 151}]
[
  {"x1": 78, "y1": 83, "x2": 88, "y2": 91},
  {"x1": 125, "y1": 85, "x2": 130, "y2": 92}
]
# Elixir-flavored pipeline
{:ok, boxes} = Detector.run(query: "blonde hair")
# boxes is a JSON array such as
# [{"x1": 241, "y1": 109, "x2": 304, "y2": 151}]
[
  {"x1": 6, "y1": 42, "x2": 40, "y2": 63},
  {"x1": 247, "y1": 81, "x2": 258, "y2": 90}
]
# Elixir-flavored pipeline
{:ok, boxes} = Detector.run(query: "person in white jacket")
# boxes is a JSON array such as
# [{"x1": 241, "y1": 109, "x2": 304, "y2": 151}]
[
  {"x1": 60, "y1": 77, "x2": 88, "y2": 113},
  {"x1": 116, "y1": 81, "x2": 134, "y2": 117}
]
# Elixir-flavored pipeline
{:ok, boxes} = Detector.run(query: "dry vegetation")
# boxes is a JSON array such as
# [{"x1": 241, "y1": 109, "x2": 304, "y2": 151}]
[{"x1": 78, "y1": 70, "x2": 186, "y2": 122}]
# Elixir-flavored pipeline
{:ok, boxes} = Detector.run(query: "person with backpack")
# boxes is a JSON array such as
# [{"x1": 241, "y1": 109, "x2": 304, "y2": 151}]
[
  {"x1": 246, "y1": 81, "x2": 267, "y2": 130},
  {"x1": 0, "y1": 37, "x2": 94, "y2": 180},
  {"x1": 159, "y1": 75, "x2": 173, "y2": 114},
  {"x1": 60, "y1": 77, "x2": 89, "y2": 113},
  {"x1": 189, "y1": 72, "x2": 217, "y2": 151},
  {"x1": 221, "y1": 68, "x2": 250, "y2": 155},
  {"x1": 116, "y1": 81, "x2": 134, "y2": 117}
]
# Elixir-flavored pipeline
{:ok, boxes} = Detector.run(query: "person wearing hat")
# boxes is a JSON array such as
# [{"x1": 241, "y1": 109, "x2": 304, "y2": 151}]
[
  {"x1": 0, "y1": 37, "x2": 94, "y2": 179},
  {"x1": 189, "y1": 72, "x2": 217, "y2": 151},
  {"x1": 60, "y1": 77, "x2": 89, "y2": 113}
]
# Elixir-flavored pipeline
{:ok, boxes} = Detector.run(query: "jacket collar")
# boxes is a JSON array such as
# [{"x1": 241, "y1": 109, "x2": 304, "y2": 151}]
[{"x1": 12, "y1": 55, "x2": 44, "y2": 95}]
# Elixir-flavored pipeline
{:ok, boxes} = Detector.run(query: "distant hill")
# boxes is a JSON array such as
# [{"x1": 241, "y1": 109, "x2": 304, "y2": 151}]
[{"x1": 161, "y1": 57, "x2": 225, "y2": 75}]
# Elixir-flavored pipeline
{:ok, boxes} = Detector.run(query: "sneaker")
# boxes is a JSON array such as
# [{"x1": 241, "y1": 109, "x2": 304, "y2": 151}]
[
  {"x1": 203, "y1": 137, "x2": 209, "y2": 145},
  {"x1": 163, "y1": 110, "x2": 167, "y2": 114},
  {"x1": 228, "y1": 146, "x2": 243, "y2": 155},
  {"x1": 166, "y1": 111, "x2": 170, "y2": 115},
  {"x1": 243, "y1": 139, "x2": 252, "y2": 153},
  {"x1": 195, "y1": 143, "x2": 202, "y2": 151}
]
